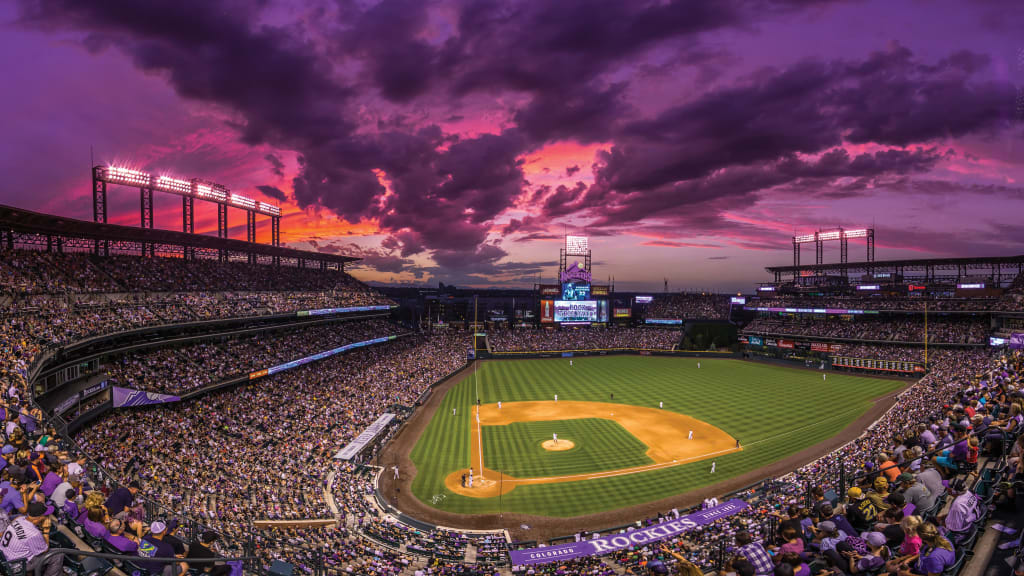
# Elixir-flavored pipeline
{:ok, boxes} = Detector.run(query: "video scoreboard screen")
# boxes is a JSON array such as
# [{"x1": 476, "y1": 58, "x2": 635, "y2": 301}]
[
  {"x1": 562, "y1": 281, "x2": 590, "y2": 300},
  {"x1": 553, "y1": 300, "x2": 609, "y2": 322}
]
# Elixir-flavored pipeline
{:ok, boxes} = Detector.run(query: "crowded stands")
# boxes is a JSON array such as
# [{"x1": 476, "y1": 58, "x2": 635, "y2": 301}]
[
  {"x1": 489, "y1": 327, "x2": 679, "y2": 352},
  {"x1": 743, "y1": 317, "x2": 988, "y2": 344},
  {"x1": 645, "y1": 293, "x2": 732, "y2": 320},
  {"x1": 1, "y1": 244, "x2": 1021, "y2": 576}
]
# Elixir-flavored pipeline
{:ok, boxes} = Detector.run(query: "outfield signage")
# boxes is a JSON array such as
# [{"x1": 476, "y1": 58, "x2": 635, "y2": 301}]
[
  {"x1": 832, "y1": 356, "x2": 925, "y2": 373},
  {"x1": 645, "y1": 318, "x2": 682, "y2": 325},
  {"x1": 334, "y1": 413, "x2": 395, "y2": 460},
  {"x1": 510, "y1": 499, "x2": 748, "y2": 565}
]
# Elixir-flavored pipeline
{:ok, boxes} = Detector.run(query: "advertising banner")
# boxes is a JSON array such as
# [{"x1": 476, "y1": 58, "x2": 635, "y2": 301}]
[
  {"x1": 777, "y1": 339, "x2": 794, "y2": 349},
  {"x1": 510, "y1": 500, "x2": 749, "y2": 565},
  {"x1": 540, "y1": 300, "x2": 555, "y2": 323},
  {"x1": 54, "y1": 394, "x2": 80, "y2": 416},
  {"x1": 1011, "y1": 333, "x2": 1024, "y2": 350},
  {"x1": 810, "y1": 342, "x2": 831, "y2": 352},
  {"x1": 591, "y1": 285, "x2": 610, "y2": 296},
  {"x1": 298, "y1": 305, "x2": 391, "y2": 317},
  {"x1": 748, "y1": 336, "x2": 763, "y2": 346},
  {"x1": 613, "y1": 308, "x2": 632, "y2": 318},
  {"x1": 645, "y1": 318, "x2": 682, "y2": 325},
  {"x1": 554, "y1": 300, "x2": 598, "y2": 322},
  {"x1": 113, "y1": 387, "x2": 181, "y2": 408},
  {"x1": 539, "y1": 285, "x2": 561, "y2": 297}
]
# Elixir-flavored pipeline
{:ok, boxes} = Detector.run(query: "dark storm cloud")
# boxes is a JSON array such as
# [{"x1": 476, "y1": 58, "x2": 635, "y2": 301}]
[
  {"x1": 579, "y1": 45, "x2": 1016, "y2": 228},
  {"x1": 17, "y1": 0, "x2": 1020, "y2": 275},
  {"x1": 264, "y1": 154, "x2": 285, "y2": 177},
  {"x1": 255, "y1": 185, "x2": 287, "y2": 202}
]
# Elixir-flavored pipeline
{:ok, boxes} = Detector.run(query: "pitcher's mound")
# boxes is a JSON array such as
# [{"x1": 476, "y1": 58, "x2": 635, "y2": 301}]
[{"x1": 542, "y1": 439, "x2": 574, "y2": 451}]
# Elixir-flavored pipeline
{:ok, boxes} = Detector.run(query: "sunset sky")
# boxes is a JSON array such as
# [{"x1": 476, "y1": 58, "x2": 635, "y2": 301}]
[{"x1": 1, "y1": 0, "x2": 1022, "y2": 292}]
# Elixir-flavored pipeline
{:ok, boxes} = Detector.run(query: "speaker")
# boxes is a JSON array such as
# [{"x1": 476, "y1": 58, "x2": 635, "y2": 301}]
[{"x1": 269, "y1": 560, "x2": 294, "y2": 576}]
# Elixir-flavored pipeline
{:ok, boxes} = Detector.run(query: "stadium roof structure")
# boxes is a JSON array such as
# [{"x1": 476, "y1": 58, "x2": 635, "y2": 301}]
[
  {"x1": 0, "y1": 204, "x2": 359, "y2": 267},
  {"x1": 766, "y1": 254, "x2": 1024, "y2": 285}
]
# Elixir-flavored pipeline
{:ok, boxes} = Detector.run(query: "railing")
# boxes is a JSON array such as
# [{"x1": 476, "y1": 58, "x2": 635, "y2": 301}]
[{"x1": 31, "y1": 548, "x2": 254, "y2": 576}]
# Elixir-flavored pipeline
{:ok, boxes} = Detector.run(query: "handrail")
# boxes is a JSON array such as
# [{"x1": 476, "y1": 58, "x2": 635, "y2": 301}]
[{"x1": 31, "y1": 548, "x2": 255, "y2": 576}]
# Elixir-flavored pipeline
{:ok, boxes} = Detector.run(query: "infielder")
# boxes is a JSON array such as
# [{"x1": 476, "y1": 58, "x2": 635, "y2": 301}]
[
  {"x1": 710, "y1": 461, "x2": 716, "y2": 474},
  {"x1": 688, "y1": 430, "x2": 693, "y2": 440}
]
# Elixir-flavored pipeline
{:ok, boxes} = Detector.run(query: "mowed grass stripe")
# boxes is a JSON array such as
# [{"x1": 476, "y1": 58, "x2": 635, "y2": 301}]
[
  {"x1": 410, "y1": 357, "x2": 904, "y2": 517},
  {"x1": 482, "y1": 418, "x2": 653, "y2": 477}
]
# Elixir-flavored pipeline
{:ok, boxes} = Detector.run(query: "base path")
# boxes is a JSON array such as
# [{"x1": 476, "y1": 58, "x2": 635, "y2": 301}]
[{"x1": 446, "y1": 400, "x2": 738, "y2": 498}]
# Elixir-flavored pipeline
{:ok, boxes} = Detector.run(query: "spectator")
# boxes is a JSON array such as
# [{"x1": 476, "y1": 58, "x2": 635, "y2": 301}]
[{"x1": 0, "y1": 502, "x2": 61, "y2": 576}]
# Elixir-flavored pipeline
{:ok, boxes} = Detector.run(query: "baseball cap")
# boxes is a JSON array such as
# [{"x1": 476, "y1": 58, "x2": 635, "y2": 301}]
[
  {"x1": 864, "y1": 532, "x2": 887, "y2": 548},
  {"x1": 873, "y1": 477, "x2": 888, "y2": 491},
  {"x1": 818, "y1": 521, "x2": 836, "y2": 532},
  {"x1": 150, "y1": 521, "x2": 167, "y2": 534},
  {"x1": 26, "y1": 502, "x2": 47, "y2": 518},
  {"x1": 896, "y1": 472, "x2": 915, "y2": 483},
  {"x1": 847, "y1": 487, "x2": 863, "y2": 499}
]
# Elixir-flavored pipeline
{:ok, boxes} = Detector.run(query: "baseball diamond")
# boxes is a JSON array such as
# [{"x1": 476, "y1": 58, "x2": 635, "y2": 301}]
[{"x1": 404, "y1": 356, "x2": 906, "y2": 519}]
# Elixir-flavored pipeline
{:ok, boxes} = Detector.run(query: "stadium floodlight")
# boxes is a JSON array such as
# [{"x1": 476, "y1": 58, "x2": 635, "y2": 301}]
[
  {"x1": 565, "y1": 235, "x2": 589, "y2": 255},
  {"x1": 843, "y1": 229, "x2": 869, "y2": 238},
  {"x1": 195, "y1": 182, "x2": 227, "y2": 202},
  {"x1": 258, "y1": 201, "x2": 281, "y2": 216},
  {"x1": 816, "y1": 230, "x2": 841, "y2": 241},
  {"x1": 106, "y1": 166, "x2": 151, "y2": 186},
  {"x1": 230, "y1": 193, "x2": 257, "y2": 209},
  {"x1": 156, "y1": 175, "x2": 191, "y2": 195},
  {"x1": 794, "y1": 234, "x2": 816, "y2": 243}
]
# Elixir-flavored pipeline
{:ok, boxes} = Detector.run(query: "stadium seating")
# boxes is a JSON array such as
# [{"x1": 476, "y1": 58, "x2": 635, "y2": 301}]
[{"x1": 2, "y1": 247, "x2": 1020, "y2": 575}]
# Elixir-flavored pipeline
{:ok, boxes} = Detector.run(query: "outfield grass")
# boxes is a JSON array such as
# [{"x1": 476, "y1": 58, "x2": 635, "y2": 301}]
[
  {"x1": 482, "y1": 418, "x2": 653, "y2": 478},
  {"x1": 409, "y1": 356, "x2": 905, "y2": 518}
]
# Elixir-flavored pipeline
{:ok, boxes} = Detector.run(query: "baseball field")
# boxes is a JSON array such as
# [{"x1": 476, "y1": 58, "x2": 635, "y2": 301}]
[{"x1": 408, "y1": 356, "x2": 905, "y2": 518}]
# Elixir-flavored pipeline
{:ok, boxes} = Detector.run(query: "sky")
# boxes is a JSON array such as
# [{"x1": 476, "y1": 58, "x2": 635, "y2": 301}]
[{"x1": 1, "y1": 0, "x2": 1022, "y2": 292}]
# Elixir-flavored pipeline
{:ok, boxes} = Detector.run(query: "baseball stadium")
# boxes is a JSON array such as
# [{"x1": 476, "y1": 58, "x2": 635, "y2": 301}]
[{"x1": 3, "y1": 3, "x2": 1024, "y2": 576}]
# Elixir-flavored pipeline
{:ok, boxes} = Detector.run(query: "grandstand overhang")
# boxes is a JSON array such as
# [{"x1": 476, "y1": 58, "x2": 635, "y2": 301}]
[
  {"x1": 765, "y1": 255, "x2": 1024, "y2": 287},
  {"x1": 0, "y1": 204, "x2": 359, "y2": 268}
]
